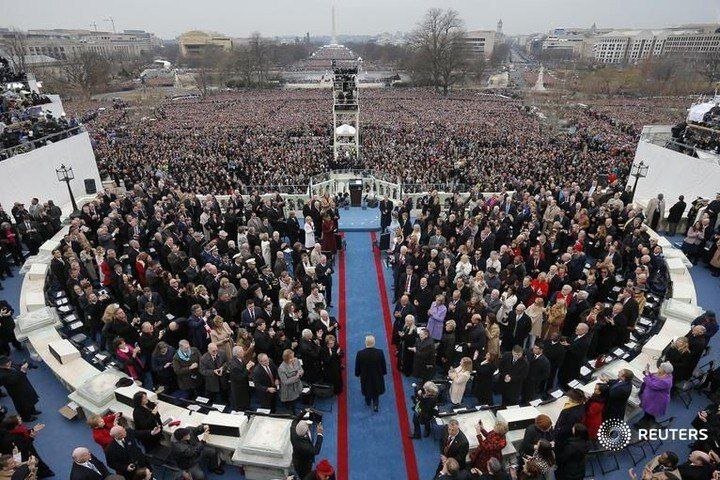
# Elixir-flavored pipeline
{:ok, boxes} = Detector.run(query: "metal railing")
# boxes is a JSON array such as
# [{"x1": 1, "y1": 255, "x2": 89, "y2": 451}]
[
  {"x1": 0, "y1": 125, "x2": 85, "y2": 160},
  {"x1": 235, "y1": 184, "x2": 310, "y2": 195},
  {"x1": 309, "y1": 169, "x2": 397, "y2": 185}
]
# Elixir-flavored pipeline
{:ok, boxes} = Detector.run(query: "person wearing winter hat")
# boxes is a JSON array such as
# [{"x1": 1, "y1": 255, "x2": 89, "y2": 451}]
[{"x1": 303, "y1": 459, "x2": 335, "y2": 480}]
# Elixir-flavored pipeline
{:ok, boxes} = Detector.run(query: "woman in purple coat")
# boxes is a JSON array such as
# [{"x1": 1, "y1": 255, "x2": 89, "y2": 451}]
[
  {"x1": 426, "y1": 294, "x2": 447, "y2": 341},
  {"x1": 638, "y1": 362, "x2": 673, "y2": 428}
]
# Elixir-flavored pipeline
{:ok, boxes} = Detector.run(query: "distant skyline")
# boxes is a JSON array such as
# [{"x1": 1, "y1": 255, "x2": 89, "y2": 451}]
[{"x1": 1, "y1": 0, "x2": 717, "y2": 39}]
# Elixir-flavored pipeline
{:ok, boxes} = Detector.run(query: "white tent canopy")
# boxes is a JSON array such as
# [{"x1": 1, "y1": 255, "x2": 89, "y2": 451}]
[
  {"x1": 335, "y1": 124, "x2": 356, "y2": 136},
  {"x1": 687, "y1": 101, "x2": 717, "y2": 123}
]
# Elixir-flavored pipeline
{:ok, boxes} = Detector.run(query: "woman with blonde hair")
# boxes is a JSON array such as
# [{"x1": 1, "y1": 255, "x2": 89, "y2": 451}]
[
  {"x1": 471, "y1": 271, "x2": 487, "y2": 301},
  {"x1": 101, "y1": 303, "x2": 119, "y2": 325},
  {"x1": 485, "y1": 313, "x2": 501, "y2": 357},
  {"x1": 526, "y1": 297, "x2": 546, "y2": 348},
  {"x1": 236, "y1": 329, "x2": 256, "y2": 363},
  {"x1": 193, "y1": 284, "x2": 211, "y2": 310},
  {"x1": 543, "y1": 298, "x2": 566, "y2": 339},
  {"x1": 663, "y1": 336, "x2": 693, "y2": 385},
  {"x1": 277, "y1": 349, "x2": 304, "y2": 414},
  {"x1": 304, "y1": 216, "x2": 316, "y2": 249},
  {"x1": 210, "y1": 316, "x2": 235, "y2": 360},
  {"x1": 448, "y1": 357, "x2": 473, "y2": 405}
]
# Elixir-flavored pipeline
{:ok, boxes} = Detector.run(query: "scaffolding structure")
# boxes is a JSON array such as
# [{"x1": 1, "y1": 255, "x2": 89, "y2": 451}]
[{"x1": 332, "y1": 61, "x2": 360, "y2": 163}]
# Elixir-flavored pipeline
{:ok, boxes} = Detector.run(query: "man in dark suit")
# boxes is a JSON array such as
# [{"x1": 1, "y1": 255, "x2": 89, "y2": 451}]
[
  {"x1": 105, "y1": 426, "x2": 146, "y2": 479},
  {"x1": 286, "y1": 211, "x2": 301, "y2": 245},
  {"x1": 396, "y1": 265, "x2": 418, "y2": 301},
  {"x1": 315, "y1": 255, "x2": 334, "y2": 307},
  {"x1": 600, "y1": 369, "x2": 634, "y2": 420},
  {"x1": 240, "y1": 299, "x2": 265, "y2": 330},
  {"x1": 508, "y1": 304, "x2": 532, "y2": 350},
  {"x1": 252, "y1": 353, "x2": 279, "y2": 412},
  {"x1": 620, "y1": 290, "x2": 640, "y2": 335},
  {"x1": 290, "y1": 410, "x2": 324, "y2": 478},
  {"x1": 49, "y1": 249, "x2": 68, "y2": 287},
  {"x1": 0, "y1": 356, "x2": 40, "y2": 421},
  {"x1": 354, "y1": 334, "x2": 386, "y2": 412},
  {"x1": 499, "y1": 346, "x2": 529, "y2": 406},
  {"x1": 17, "y1": 215, "x2": 41, "y2": 255},
  {"x1": 436, "y1": 419, "x2": 469, "y2": 475},
  {"x1": 543, "y1": 334, "x2": 567, "y2": 392},
  {"x1": 559, "y1": 323, "x2": 591, "y2": 386},
  {"x1": 522, "y1": 342, "x2": 551, "y2": 403},
  {"x1": 563, "y1": 291, "x2": 590, "y2": 338},
  {"x1": 446, "y1": 290, "x2": 466, "y2": 325},
  {"x1": 70, "y1": 447, "x2": 110, "y2": 480},
  {"x1": 227, "y1": 346, "x2": 253, "y2": 412},
  {"x1": 379, "y1": 196, "x2": 393, "y2": 233}
]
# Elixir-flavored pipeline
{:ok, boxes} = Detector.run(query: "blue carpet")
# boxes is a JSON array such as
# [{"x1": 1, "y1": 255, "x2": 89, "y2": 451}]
[{"x1": 343, "y1": 231, "x2": 408, "y2": 479}]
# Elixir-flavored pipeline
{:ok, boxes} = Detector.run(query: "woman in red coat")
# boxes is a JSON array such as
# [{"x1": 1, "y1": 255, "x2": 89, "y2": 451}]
[
  {"x1": 87, "y1": 412, "x2": 119, "y2": 450},
  {"x1": 135, "y1": 252, "x2": 149, "y2": 287},
  {"x1": 529, "y1": 273, "x2": 549, "y2": 304},
  {"x1": 470, "y1": 420, "x2": 508, "y2": 473},
  {"x1": 583, "y1": 384, "x2": 605, "y2": 440},
  {"x1": 320, "y1": 215, "x2": 337, "y2": 255}
]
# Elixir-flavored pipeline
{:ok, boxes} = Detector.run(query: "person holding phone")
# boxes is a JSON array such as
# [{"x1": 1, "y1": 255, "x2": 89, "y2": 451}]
[{"x1": 290, "y1": 409, "x2": 324, "y2": 479}]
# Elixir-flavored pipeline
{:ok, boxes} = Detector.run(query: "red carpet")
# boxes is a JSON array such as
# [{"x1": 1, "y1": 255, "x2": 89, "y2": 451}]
[
  {"x1": 336, "y1": 248, "x2": 349, "y2": 479},
  {"x1": 370, "y1": 231, "x2": 419, "y2": 480}
]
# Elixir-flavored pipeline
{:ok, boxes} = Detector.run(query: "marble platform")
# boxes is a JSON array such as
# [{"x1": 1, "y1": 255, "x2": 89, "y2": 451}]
[
  {"x1": 661, "y1": 298, "x2": 704, "y2": 322},
  {"x1": 48, "y1": 338, "x2": 80, "y2": 364},
  {"x1": 671, "y1": 275, "x2": 698, "y2": 304},
  {"x1": 14, "y1": 306, "x2": 60, "y2": 340},
  {"x1": 27, "y1": 262, "x2": 49, "y2": 281},
  {"x1": 68, "y1": 369, "x2": 128, "y2": 416},
  {"x1": 232, "y1": 416, "x2": 293, "y2": 480}
]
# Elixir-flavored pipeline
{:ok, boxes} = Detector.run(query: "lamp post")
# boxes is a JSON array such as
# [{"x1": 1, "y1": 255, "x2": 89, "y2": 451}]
[
  {"x1": 56, "y1": 164, "x2": 78, "y2": 213},
  {"x1": 630, "y1": 160, "x2": 649, "y2": 201}
]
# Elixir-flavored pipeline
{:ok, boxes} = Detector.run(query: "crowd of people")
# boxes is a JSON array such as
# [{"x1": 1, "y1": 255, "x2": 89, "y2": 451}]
[
  {"x1": 375, "y1": 181, "x2": 720, "y2": 479},
  {"x1": 26, "y1": 183, "x2": 342, "y2": 480},
  {"x1": 0, "y1": 83, "x2": 714, "y2": 479},
  {"x1": 0, "y1": 60, "x2": 81, "y2": 158},
  {"x1": 73, "y1": 90, "x2": 686, "y2": 196}
]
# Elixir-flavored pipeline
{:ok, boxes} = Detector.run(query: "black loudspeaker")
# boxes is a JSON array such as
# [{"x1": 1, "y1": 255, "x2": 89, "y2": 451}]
[{"x1": 84, "y1": 178, "x2": 97, "y2": 194}]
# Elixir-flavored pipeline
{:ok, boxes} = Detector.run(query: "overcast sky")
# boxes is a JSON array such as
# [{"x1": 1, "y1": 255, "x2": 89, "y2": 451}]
[{"x1": 1, "y1": 0, "x2": 718, "y2": 39}]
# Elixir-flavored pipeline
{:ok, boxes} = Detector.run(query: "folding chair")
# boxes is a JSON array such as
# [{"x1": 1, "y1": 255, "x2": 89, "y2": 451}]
[
  {"x1": 587, "y1": 444, "x2": 620, "y2": 475},
  {"x1": 643, "y1": 416, "x2": 675, "y2": 454},
  {"x1": 624, "y1": 431, "x2": 648, "y2": 466}
]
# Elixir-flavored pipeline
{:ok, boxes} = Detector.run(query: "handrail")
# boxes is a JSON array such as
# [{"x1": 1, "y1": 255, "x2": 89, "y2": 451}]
[{"x1": 0, "y1": 125, "x2": 85, "y2": 160}]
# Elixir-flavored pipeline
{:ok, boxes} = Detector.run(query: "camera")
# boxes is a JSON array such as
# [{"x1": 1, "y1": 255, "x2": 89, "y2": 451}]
[{"x1": 305, "y1": 408, "x2": 323, "y2": 423}]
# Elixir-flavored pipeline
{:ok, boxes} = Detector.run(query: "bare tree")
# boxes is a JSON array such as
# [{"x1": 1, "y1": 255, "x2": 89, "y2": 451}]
[
  {"x1": 407, "y1": 8, "x2": 468, "y2": 94},
  {"x1": 226, "y1": 46, "x2": 255, "y2": 87},
  {"x1": 0, "y1": 28, "x2": 29, "y2": 74},
  {"x1": 192, "y1": 44, "x2": 225, "y2": 96},
  {"x1": 60, "y1": 50, "x2": 111, "y2": 99},
  {"x1": 248, "y1": 32, "x2": 271, "y2": 85}
]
